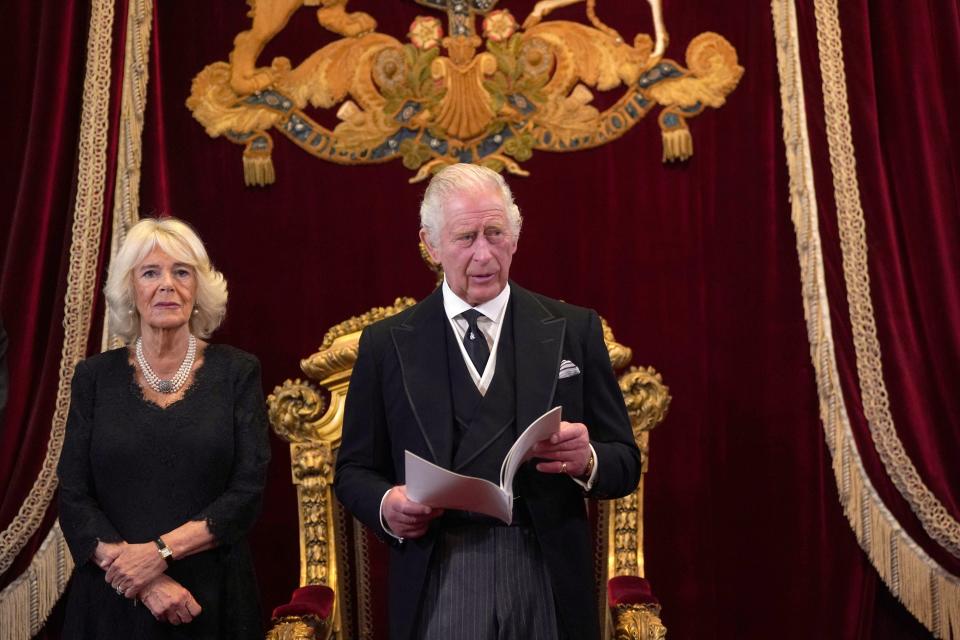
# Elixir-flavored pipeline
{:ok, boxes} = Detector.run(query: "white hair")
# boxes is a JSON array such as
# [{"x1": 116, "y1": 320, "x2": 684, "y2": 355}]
[
  {"x1": 419, "y1": 164, "x2": 522, "y2": 247},
  {"x1": 104, "y1": 217, "x2": 228, "y2": 342}
]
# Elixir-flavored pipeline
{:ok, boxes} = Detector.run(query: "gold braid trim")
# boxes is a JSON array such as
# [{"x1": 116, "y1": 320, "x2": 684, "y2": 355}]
[
  {"x1": 0, "y1": 0, "x2": 115, "y2": 578},
  {"x1": 103, "y1": 0, "x2": 154, "y2": 350},
  {"x1": 0, "y1": 523, "x2": 73, "y2": 640},
  {"x1": 772, "y1": 1, "x2": 960, "y2": 636},
  {"x1": 813, "y1": 0, "x2": 960, "y2": 557}
]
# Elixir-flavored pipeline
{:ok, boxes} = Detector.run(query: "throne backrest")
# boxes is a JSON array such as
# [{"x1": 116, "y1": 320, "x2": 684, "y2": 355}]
[{"x1": 267, "y1": 298, "x2": 670, "y2": 640}]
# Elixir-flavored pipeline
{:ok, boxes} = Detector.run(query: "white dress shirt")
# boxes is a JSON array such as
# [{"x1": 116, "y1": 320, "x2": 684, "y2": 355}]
[{"x1": 440, "y1": 279, "x2": 511, "y2": 395}]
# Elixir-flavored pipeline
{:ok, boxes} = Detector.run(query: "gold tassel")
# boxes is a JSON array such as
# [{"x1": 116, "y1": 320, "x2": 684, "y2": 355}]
[
  {"x1": 661, "y1": 128, "x2": 693, "y2": 162},
  {"x1": 243, "y1": 134, "x2": 275, "y2": 187},
  {"x1": 0, "y1": 523, "x2": 74, "y2": 640}
]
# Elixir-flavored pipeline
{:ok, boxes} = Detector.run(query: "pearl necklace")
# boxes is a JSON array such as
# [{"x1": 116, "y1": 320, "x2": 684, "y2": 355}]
[{"x1": 135, "y1": 334, "x2": 197, "y2": 394}]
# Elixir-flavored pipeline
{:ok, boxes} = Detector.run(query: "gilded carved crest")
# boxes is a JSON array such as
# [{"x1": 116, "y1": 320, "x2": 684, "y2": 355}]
[{"x1": 187, "y1": 0, "x2": 743, "y2": 185}]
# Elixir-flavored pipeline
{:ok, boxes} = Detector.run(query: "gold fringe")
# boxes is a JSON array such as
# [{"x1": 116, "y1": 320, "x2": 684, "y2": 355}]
[
  {"x1": 0, "y1": 0, "x2": 115, "y2": 577},
  {"x1": 661, "y1": 128, "x2": 692, "y2": 162},
  {"x1": 0, "y1": 523, "x2": 73, "y2": 640},
  {"x1": 772, "y1": 1, "x2": 960, "y2": 637}
]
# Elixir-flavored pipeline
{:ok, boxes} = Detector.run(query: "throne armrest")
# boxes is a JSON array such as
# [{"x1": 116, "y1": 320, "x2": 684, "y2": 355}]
[
  {"x1": 607, "y1": 576, "x2": 666, "y2": 640},
  {"x1": 268, "y1": 585, "x2": 335, "y2": 640}
]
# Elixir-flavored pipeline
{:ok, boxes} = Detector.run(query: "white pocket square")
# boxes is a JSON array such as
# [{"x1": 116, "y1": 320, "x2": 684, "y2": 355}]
[{"x1": 558, "y1": 360, "x2": 581, "y2": 379}]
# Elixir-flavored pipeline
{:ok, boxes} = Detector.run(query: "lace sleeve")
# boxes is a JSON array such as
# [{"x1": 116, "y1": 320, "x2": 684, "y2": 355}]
[
  {"x1": 191, "y1": 353, "x2": 270, "y2": 545},
  {"x1": 56, "y1": 360, "x2": 123, "y2": 566}
]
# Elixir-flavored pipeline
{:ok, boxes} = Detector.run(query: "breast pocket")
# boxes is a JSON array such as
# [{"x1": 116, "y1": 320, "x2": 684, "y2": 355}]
[{"x1": 553, "y1": 373, "x2": 584, "y2": 422}]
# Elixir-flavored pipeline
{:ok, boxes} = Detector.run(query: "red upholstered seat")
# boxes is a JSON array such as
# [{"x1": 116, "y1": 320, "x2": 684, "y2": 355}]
[
  {"x1": 271, "y1": 584, "x2": 335, "y2": 620},
  {"x1": 608, "y1": 575, "x2": 660, "y2": 608}
]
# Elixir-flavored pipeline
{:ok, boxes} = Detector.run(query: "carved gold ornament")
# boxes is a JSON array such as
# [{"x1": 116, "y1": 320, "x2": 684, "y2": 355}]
[
  {"x1": 187, "y1": 0, "x2": 743, "y2": 185},
  {"x1": 613, "y1": 603, "x2": 667, "y2": 640}
]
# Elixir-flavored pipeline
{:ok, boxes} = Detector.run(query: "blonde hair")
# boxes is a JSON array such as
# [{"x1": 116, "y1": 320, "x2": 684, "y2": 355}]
[
  {"x1": 419, "y1": 164, "x2": 522, "y2": 247},
  {"x1": 104, "y1": 217, "x2": 228, "y2": 342}
]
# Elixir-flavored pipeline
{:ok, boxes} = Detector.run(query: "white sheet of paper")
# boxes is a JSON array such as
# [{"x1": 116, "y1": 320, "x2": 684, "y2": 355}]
[
  {"x1": 499, "y1": 406, "x2": 562, "y2": 488},
  {"x1": 405, "y1": 451, "x2": 514, "y2": 523},
  {"x1": 403, "y1": 406, "x2": 563, "y2": 525}
]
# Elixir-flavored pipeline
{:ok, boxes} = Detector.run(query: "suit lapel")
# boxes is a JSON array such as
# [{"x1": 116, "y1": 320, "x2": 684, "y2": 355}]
[
  {"x1": 511, "y1": 284, "x2": 566, "y2": 432},
  {"x1": 390, "y1": 288, "x2": 454, "y2": 468}
]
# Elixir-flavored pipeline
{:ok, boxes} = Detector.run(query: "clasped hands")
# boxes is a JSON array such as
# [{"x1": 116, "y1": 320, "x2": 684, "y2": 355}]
[
  {"x1": 383, "y1": 420, "x2": 592, "y2": 539},
  {"x1": 95, "y1": 541, "x2": 201, "y2": 625}
]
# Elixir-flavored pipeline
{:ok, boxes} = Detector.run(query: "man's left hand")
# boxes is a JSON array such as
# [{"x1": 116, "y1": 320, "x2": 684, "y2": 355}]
[{"x1": 532, "y1": 421, "x2": 592, "y2": 478}]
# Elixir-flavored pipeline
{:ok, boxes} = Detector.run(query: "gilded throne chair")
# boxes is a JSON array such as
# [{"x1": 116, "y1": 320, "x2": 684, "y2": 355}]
[{"x1": 266, "y1": 288, "x2": 670, "y2": 640}]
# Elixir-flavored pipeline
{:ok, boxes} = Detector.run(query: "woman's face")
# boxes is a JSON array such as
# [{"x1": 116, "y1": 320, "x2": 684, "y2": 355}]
[{"x1": 133, "y1": 247, "x2": 197, "y2": 334}]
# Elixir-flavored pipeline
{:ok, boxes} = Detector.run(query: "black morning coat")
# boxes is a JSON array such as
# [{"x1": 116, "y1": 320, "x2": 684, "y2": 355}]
[{"x1": 334, "y1": 283, "x2": 641, "y2": 640}]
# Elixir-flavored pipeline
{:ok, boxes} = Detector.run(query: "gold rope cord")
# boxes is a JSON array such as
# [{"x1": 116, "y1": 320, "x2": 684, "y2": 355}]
[
  {"x1": 0, "y1": 0, "x2": 115, "y2": 579},
  {"x1": 772, "y1": 0, "x2": 960, "y2": 636},
  {"x1": 811, "y1": 0, "x2": 960, "y2": 558},
  {"x1": 103, "y1": 0, "x2": 153, "y2": 351}
]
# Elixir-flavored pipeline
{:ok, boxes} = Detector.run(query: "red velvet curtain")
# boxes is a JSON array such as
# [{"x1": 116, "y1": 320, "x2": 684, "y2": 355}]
[
  {"x1": 2, "y1": 0, "x2": 953, "y2": 638},
  {"x1": 0, "y1": 0, "x2": 126, "y2": 604},
  {"x1": 797, "y1": 0, "x2": 960, "y2": 578}
]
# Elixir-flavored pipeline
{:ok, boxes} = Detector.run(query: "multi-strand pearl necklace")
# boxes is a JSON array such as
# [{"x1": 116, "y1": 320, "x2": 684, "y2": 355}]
[{"x1": 135, "y1": 334, "x2": 197, "y2": 394}]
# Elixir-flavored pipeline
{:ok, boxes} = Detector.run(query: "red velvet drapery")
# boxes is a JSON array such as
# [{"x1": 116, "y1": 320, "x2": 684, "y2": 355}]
[
  {"x1": 798, "y1": 0, "x2": 960, "y2": 577},
  {"x1": 0, "y1": 0, "x2": 126, "y2": 599},
  {"x1": 1, "y1": 1, "x2": 955, "y2": 638}
]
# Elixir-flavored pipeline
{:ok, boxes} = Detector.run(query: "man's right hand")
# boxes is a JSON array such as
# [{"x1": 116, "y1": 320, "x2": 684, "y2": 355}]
[{"x1": 382, "y1": 486, "x2": 444, "y2": 539}]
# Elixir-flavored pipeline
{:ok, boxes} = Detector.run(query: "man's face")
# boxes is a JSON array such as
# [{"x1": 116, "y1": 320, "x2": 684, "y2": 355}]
[{"x1": 421, "y1": 186, "x2": 518, "y2": 306}]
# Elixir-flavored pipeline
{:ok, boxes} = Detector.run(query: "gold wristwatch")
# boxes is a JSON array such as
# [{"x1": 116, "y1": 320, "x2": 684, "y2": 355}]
[{"x1": 154, "y1": 537, "x2": 174, "y2": 565}]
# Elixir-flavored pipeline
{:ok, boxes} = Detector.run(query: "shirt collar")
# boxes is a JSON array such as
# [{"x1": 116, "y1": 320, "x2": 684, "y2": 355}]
[{"x1": 441, "y1": 278, "x2": 511, "y2": 324}]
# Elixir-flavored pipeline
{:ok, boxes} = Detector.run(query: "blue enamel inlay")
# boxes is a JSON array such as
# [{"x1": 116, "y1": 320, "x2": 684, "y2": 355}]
[
  {"x1": 285, "y1": 114, "x2": 312, "y2": 142},
  {"x1": 371, "y1": 128, "x2": 418, "y2": 159},
  {"x1": 638, "y1": 63, "x2": 682, "y2": 89},
  {"x1": 477, "y1": 128, "x2": 513, "y2": 157},
  {"x1": 395, "y1": 101, "x2": 424, "y2": 123}
]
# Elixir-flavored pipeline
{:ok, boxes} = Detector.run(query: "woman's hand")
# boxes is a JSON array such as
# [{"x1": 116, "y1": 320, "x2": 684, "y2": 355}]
[
  {"x1": 93, "y1": 540, "x2": 127, "y2": 571},
  {"x1": 139, "y1": 574, "x2": 202, "y2": 625},
  {"x1": 103, "y1": 542, "x2": 167, "y2": 598}
]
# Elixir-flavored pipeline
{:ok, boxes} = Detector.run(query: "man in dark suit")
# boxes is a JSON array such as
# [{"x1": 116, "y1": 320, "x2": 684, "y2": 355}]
[{"x1": 334, "y1": 164, "x2": 640, "y2": 640}]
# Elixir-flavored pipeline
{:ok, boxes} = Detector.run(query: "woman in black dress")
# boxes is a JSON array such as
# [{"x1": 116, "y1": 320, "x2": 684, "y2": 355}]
[{"x1": 57, "y1": 217, "x2": 270, "y2": 639}]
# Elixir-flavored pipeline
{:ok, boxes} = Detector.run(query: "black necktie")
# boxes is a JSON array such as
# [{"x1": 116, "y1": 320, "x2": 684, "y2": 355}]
[{"x1": 460, "y1": 309, "x2": 490, "y2": 374}]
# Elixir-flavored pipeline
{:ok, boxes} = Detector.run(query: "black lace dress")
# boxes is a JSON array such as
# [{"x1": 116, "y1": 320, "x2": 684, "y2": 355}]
[{"x1": 57, "y1": 344, "x2": 270, "y2": 639}]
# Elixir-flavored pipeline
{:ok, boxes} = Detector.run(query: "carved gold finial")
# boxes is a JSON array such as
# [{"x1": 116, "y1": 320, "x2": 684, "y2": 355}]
[
  {"x1": 266, "y1": 615, "x2": 331, "y2": 640},
  {"x1": 600, "y1": 316, "x2": 633, "y2": 371},
  {"x1": 613, "y1": 603, "x2": 667, "y2": 640},
  {"x1": 619, "y1": 366, "x2": 671, "y2": 437},
  {"x1": 268, "y1": 379, "x2": 328, "y2": 444},
  {"x1": 419, "y1": 240, "x2": 444, "y2": 287}
]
